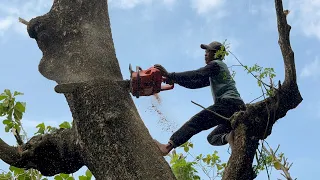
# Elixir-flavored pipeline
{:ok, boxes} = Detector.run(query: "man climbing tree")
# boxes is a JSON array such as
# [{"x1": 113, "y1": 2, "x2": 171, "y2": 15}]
[{"x1": 154, "y1": 41, "x2": 246, "y2": 155}]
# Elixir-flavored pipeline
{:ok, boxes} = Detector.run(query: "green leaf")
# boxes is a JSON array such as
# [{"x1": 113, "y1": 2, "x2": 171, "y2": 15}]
[
  {"x1": 14, "y1": 110, "x2": 23, "y2": 121},
  {"x1": 66, "y1": 177, "x2": 75, "y2": 180},
  {"x1": 9, "y1": 166, "x2": 25, "y2": 175},
  {"x1": 5, "y1": 125, "x2": 10, "y2": 132},
  {"x1": 183, "y1": 146, "x2": 189, "y2": 153},
  {"x1": 0, "y1": 94, "x2": 7, "y2": 101},
  {"x1": 4, "y1": 89, "x2": 11, "y2": 97},
  {"x1": 36, "y1": 122, "x2": 45, "y2": 129},
  {"x1": 3, "y1": 119, "x2": 11, "y2": 125},
  {"x1": 13, "y1": 91, "x2": 24, "y2": 96},
  {"x1": 273, "y1": 161, "x2": 281, "y2": 170},
  {"x1": 60, "y1": 173, "x2": 70, "y2": 178},
  {"x1": 54, "y1": 175, "x2": 63, "y2": 180},
  {"x1": 78, "y1": 176, "x2": 87, "y2": 180},
  {"x1": 35, "y1": 122, "x2": 46, "y2": 134},
  {"x1": 189, "y1": 143, "x2": 193, "y2": 148},
  {"x1": 217, "y1": 164, "x2": 223, "y2": 170},
  {"x1": 85, "y1": 169, "x2": 92, "y2": 178},
  {"x1": 14, "y1": 123, "x2": 21, "y2": 134},
  {"x1": 2, "y1": 99, "x2": 9, "y2": 107},
  {"x1": 59, "y1": 121, "x2": 71, "y2": 129},
  {"x1": 14, "y1": 102, "x2": 26, "y2": 113}
]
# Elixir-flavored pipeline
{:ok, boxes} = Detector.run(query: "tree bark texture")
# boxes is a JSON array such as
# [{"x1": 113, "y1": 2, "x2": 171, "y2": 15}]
[
  {"x1": 222, "y1": 1, "x2": 302, "y2": 179},
  {"x1": 0, "y1": 0, "x2": 302, "y2": 180},
  {"x1": 2, "y1": 0, "x2": 176, "y2": 179}
]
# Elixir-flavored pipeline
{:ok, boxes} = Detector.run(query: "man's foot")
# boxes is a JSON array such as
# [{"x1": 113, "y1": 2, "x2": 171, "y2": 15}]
[
  {"x1": 153, "y1": 139, "x2": 173, "y2": 156},
  {"x1": 226, "y1": 130, "x2": 235, "y2": 149}
]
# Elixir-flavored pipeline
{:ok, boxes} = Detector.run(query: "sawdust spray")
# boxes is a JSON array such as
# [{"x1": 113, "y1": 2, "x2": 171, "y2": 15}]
[{"x1": 149, "y1": 93, "x2": 178, "y2": 133}]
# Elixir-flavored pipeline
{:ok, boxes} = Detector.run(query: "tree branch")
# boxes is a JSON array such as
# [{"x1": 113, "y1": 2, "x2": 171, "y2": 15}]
[
  {"x1": 191, "y1": 100, "x2": 230, "y2": 121},
  {"x1": 275, "y1": 0, "x2": 296, "y2": 85},
  {"x1": 0, "y1": 128, "x2": 84, "y2": 176},
  {"x1": 222, "y1": 1, "x2": 302, "y2": 179},
  {"x1": 262, "y1": 144, "x2": 293, "y2": 180},
  {"x1": 13, "y1": 128, "x2": 24, "y2": 146}
]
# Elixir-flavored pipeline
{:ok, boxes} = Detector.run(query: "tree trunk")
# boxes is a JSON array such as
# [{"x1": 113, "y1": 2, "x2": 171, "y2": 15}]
[
  {"x1": 25, "y1": 0, "x2": 176, "y2": 179},
  {"x1": 222, "y1": 124, "x2": 259, "y2": 180}
]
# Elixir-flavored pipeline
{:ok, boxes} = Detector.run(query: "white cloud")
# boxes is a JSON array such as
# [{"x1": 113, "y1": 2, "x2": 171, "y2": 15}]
[
  {"x1": 0, "y1": 16, "x2": 14, "y2": 32},
  {"x1": 163, "y1": 0, "x2": 176, "y2": 7},
  {"x1": 288, "y1": 0, "x2": 320, "y2": 40},
  {"x1": 300, "y1": 57, "x2": 320, "y2": 78},
  {"x1": 0, "y1": 0, "x2": 53, "y2": 37},
  {"x1": 190, "y1": 0, "x2": 225, "y2": 14},
  {"x1": 108, "y1": 0, "x2": 176, "y2": 9}
]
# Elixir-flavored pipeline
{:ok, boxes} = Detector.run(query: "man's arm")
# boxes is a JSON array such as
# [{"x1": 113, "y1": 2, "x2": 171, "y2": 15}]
[{"x1": 167, "y1": 62, "x2": 220, "y2": 89}]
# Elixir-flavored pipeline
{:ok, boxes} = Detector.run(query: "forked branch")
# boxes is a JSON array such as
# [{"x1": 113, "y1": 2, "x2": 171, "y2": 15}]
[{"x1": 0, "y1": 128, "x2": 84, "y2": 176}]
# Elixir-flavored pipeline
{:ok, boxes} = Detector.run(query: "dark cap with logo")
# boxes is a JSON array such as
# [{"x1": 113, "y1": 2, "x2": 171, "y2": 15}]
[{"x1": 200, "y1": 41, "x2": 223, "y2": 51}]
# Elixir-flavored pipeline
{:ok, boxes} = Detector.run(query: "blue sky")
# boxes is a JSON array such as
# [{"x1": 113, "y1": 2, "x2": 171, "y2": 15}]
[{"x1": 0, "y1": 0, "x2": 319, "y2": 179}]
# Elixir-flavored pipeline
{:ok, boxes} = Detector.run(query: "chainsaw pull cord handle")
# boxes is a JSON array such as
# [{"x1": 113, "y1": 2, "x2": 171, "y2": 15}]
[{"x1": 161, "y1": 77, "x2": 174, "y2": 91}]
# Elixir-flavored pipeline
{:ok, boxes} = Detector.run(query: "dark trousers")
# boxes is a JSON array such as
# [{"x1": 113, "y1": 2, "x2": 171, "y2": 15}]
[{"x1": 169, "y1": 98, "x2": 246, "y2": 148}]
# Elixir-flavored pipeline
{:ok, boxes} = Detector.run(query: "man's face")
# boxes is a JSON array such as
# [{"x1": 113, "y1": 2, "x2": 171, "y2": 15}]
[{"x1": 205, "y1": 49, "x2": 215, "y2": 64}]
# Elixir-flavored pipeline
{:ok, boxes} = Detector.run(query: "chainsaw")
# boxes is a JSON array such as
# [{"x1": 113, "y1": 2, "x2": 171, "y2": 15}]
[
  {"x1": 128, "y1": 64, "x2": 174, "y2": 98},
  {"x1": 54, "y1": 64, "x2": 174, "y2": 97}
]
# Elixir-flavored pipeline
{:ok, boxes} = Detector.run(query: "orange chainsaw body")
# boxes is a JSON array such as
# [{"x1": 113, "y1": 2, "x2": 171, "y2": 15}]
[{"x1": 129, "y1": 64, "x2": 174, "y2": 98}]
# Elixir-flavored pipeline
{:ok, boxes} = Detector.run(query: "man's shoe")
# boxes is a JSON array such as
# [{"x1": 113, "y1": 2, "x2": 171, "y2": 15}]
[{"x1": 153, "y1": 139, "x2": 173, "y2": 156}]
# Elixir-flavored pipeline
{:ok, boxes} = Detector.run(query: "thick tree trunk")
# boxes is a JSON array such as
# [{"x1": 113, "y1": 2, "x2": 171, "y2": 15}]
[
  {"x1": 63, "y1": 82, "x2": 176, "y2": 179},
  {"x1": 222, "y1": 124, "x2": 259, "y2": 180},
  {"x1": 25, "y1": 0, "x2": 176, "y2": 179}
]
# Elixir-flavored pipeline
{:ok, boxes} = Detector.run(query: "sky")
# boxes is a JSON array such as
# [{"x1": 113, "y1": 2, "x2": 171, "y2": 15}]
[{"x1": 0, "y1": 0, "x2": 319, "y2": 179}]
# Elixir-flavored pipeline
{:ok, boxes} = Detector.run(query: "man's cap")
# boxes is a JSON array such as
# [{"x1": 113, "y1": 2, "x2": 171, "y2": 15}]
[{"x1": 200, "y1": 41, "x2": 222, "y2": 51}]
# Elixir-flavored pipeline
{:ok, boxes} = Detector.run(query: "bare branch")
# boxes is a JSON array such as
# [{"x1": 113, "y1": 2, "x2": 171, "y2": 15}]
[
  {"x1": 18, "y1": 18, "x2": 29, "y2": 25},
  {"x1": 262, "y1": 145, "x2": 293, "y2": 180},
  {"x1": 12, "y1": 128, "x2": 24, "y2": 146},
  {"x1": 275, "y1": 0, "x2": 296, "y2": 84},
  {"x1": 249, "y1": 94, "x2": 264, "y2": 104},
  {"x1": 191, "y1": 100, "x2": 230, "y2": 121},
  {"x1": 0, "y1": 128, "x2": 84, "y2": 176},
  {"x1": 0, "y1": 138, "x2": 21, "y2": 166}
]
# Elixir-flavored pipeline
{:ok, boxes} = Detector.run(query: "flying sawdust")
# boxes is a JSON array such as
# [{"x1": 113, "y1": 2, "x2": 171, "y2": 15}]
[{"x1": 148, "y1": 93, "x2": 178, "y2": 133}]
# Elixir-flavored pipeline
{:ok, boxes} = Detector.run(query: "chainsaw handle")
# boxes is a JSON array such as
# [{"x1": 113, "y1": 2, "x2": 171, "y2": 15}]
[{"x1": 161, "y1": 84, "x2": 174, "y2": 91}]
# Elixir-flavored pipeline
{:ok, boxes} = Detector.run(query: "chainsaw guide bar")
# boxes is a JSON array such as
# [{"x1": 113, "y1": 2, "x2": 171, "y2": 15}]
[{"x1": 54, "y1": 64, "x2": 174, "y2": 97}]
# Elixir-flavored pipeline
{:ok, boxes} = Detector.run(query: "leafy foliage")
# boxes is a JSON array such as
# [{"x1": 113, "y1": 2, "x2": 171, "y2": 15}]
[
  {"x1": 169, "y1": 141, "x2": 227, "y2": 180},
  {"x1": 215, "y1": 39, "x2": 230, "y2": 60},
  {"x1": 0, "y1": 89, "x2": 25, "y2": 135},
  {"x1": 243, "y1": 64, "x2": 277, "y2": 97},
  {"x1": 169, "y1": 152, "x2": 200, "y2": 180}
]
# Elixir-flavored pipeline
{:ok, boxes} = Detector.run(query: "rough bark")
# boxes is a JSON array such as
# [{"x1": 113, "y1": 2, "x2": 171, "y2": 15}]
[
  {"x1": 222, "y1": 1, "x2": 302, "y2": 179},
  {"x1": 0, "y1": 127, "x2": 83, "y2": 176},
  {"x1": 3, "y1": 0, "x2": 176, "y2": 179}
]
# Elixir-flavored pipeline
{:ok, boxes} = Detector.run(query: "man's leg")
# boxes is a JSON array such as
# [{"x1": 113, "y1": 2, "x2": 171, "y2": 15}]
[
  {"x1": 207, "y1": 99, "x2": 246, "y2": 148},
  {"x1": 155, "y1": 103, "x2": 227, "y2": 155},
  {"x1": 207, "y1": 124, "x2": 231, "y2": 146}
]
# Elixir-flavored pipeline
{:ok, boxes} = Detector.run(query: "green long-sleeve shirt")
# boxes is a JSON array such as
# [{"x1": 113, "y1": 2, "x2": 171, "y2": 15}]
[{"x1": 167, "y1": 60, "x2": 243, "y2": 103}]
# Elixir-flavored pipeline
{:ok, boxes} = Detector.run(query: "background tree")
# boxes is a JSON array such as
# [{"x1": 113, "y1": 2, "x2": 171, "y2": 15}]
[{"x1": 0, "y1": 0, "x2": 302, "y2": 180}]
